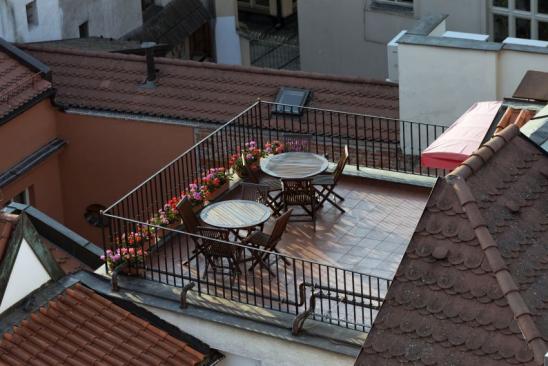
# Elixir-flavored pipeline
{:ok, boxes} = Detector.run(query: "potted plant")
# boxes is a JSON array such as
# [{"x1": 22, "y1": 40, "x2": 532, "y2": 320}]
[
  {"x1": 202, "y1": 167, "x2": 231, "y2": 202},
  {"x1": 229, "y1": 140, "x2": 266, "y2": 178},
  {"x1": 184, "y1": 183, "x2": 206, "y2": 212},
  {"x1": 264, "y1": 140, "x2": 284, "y2": 155},
  {"x1": 149, "y1": 196, "x2": 182, "y2": 229},
  {"x1": 101, "y1": 246, "x2": 146, "y2": 276}
]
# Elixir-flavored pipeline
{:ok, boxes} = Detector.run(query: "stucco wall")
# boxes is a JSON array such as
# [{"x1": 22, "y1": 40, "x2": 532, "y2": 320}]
[
  {"x1": 55, "y1": 112, "x2": 196, "y2": 245},
  {"x1": 0, "y1": 0, "x2": 62, "y2": 42},
  {"x1": 142, "y1": 305, "x2": 355, "y2": 366},
  {"x1": 0, "y1": 99, "x2": 64, "y2": 221},
  {"x1": 497, "y1": 50, "x2": 548, "y2": 100},
  {"x1": 0, "y1": 99, "x2": 58, "y2": 170},
  {"x1": 58, "y1": 0, "x2": 142, "y2": 39},
  {"x1": 398, "y1": 43, "x2": 498, "y2": 126},
  {"x1": 0, "y1": 0, "x2": 141, "y2": 42},
  {"x1": 298, "y1": 0, "x2": 489, "y2": 79}
]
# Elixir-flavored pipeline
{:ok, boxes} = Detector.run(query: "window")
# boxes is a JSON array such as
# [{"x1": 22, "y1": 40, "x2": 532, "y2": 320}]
[
  {"x1": 25, "y1": 0, "x2": 38, "y2": 28},
  {"x1": 79, "y1": 21, "x2": 89, "y2": 38},
  {"x1": 274, "y1": 87, "x2": 310, "y2": 115},
  {"x1": 491, "y1": 0, "x2": 548, "y2": 40}
]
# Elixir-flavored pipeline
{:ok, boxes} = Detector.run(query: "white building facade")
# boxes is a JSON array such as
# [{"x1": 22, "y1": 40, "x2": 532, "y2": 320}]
[
  {"x1": 0, "y1": 0, "x2": 142, "y2": 43},
  {"x1": 298, "y1": 0, "x2": 548, "y2": 79}
]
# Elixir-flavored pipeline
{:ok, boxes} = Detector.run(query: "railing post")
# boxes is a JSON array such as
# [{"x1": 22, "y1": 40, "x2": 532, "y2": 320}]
[{"x1": 257, "y1": 98, "x2": 264, "y2": 149}]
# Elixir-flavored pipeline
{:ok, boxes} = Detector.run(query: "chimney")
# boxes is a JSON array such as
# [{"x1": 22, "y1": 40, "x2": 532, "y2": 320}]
[{"x1": 141, "y1": 42, "x2": 157, "y2": 88}]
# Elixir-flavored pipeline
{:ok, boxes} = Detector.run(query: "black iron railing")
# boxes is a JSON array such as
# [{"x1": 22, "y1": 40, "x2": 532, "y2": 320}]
[{"x1": 102, "y1": 101, "x2": 446, "y2": 332}]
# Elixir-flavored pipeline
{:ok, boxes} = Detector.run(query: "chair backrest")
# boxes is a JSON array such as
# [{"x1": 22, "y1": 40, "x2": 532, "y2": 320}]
[
  {"x1": 240, "y1": 182, "x2": 270, "y2": 204},
  {"x1": 241, "y1": 152, "x2": 260, "y2": 184},
  {"x1": 177, "y1": 197, "x2": 200, "y2": 234},
  {"x1": 197, "y1": 226, "x2": 235, "y2": 257},
  {"x1": 282, "y1": 178, "x2": 315, "y2": 205},
  {"x1": 268, "y1": 209, "x2": 292, "y2": 247},
  {"x1": 283, "y1": 133, "x2": 313, "y2": 153},
  {"x1": 333, "y1": 145, "x2": 349, "y2": 183}
]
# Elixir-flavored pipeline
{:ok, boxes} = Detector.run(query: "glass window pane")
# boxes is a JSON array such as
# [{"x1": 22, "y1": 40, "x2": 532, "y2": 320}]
[
  {"x1": 515, "y1": 0, "x2": 531, "y2": 11},
  {"x1": 539, "y1": 0, "x2": 548, "y2": 14},
  {"x1": 493, "y1": 0, "x2": 508, "y2": 7},
  {"x1": 516, "y1": 17, "x2": 531, "y2": 38},
  {"x1": 493, "y1": 14, "x2": 509, "y2": 41},
  {"x1": 539, "y1": 21, "x2": 548, "y2": 41}
]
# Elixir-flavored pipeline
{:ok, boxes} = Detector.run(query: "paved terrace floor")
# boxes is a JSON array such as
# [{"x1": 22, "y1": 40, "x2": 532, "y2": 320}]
[
  {"x1": 143, "y1": 176, "x2": 429, "y2": 330},
  {"x1": 275, "y1": 176, "x2": 429, "y2": 280}
]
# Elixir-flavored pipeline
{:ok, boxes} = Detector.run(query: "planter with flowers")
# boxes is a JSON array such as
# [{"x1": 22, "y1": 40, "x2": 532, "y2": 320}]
[
  {"x1": 264, "y1": 140, "x2": 284, "y2": 155},
  {"x1": 202, "y1": 167, "x2": 231, "y2": 202},
  {"x1": 101, "y1": 246, "x2": 146, "y2": 276},
  {"x1": 229, "y1": 140, "x2": 266, "y2": 179}
]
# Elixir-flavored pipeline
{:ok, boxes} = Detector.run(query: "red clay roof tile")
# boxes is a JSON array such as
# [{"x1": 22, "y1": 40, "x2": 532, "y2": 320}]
[
  {"x1": 20, "y1": 45, "x2": 398, "y2": 123},
  {"x1": 356, "y1": 125, "x2": 548, "y2": 366},
  {"x1": 0, "y1": 284, "x2": 205, "y2": 366},
  {"x1": 0, "y1": 50, "x2": 51, "y2": 121}
]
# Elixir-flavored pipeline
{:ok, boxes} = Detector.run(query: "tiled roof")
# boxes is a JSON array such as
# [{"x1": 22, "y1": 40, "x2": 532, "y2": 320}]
[
  {"x1": 0, "y1": 283, "x2": 206, "y2": 365},
  {"x1": 123, "y1": 0, "x2": 210, "y2": 50},
  {"x1": 21, "y1": 45, "x2": 399, "y2": 123},
  {"x1": 0, "y1": 213, "x2": 87, "y2": 275},
  {"x1": 356, "y1": 125, "x2": 548, "y2": 366},
  {"x1": 0, "y1": 48, "x2": 52, "y2": 123},
  {"x1": 495, "y1": 106, "x2": 536, "y2": 134}
]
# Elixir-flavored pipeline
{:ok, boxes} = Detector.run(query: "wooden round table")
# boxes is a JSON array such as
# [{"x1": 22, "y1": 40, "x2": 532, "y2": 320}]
[
  {"x1": 260, "y1": 152, "x2": 329, "y2": 179},
  {"x1": 200, "y1": 200, "x2": 271, "y2": 230}
]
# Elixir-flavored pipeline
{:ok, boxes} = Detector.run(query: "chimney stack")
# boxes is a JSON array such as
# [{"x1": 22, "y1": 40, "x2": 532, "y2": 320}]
[{"x1": 141, "y1": 42, "x2": 157, "y2": 88}]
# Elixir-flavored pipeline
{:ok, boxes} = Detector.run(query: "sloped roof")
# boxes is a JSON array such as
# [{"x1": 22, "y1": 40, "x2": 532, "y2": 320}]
[
  {"x1": 20, "y1": 45, "x2": 399, "y2": 123},
  {"x1": 0, "y1": 39, "x2": 52, "y2": 124},
  {"x1": 123, "y1": 0, "x2": 210, "y2": 50},
  {"x1": 356, "y1": 125, "x2": 548, "y2": 365},
  {"x1": 0, "y1": 283, "x2": 206, "y2": 365}
]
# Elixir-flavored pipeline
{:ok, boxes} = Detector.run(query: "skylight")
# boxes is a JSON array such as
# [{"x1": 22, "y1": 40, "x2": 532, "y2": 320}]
[{"x1": 274, "y1": 87, "x2": 310, "y2": 115}]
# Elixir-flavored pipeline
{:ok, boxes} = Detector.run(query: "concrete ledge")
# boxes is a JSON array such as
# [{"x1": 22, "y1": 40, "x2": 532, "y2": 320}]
[
  {"x1": 337, "y1": 163, "x2": 437, "y2": 188},
  {"x1": 78, "y1": 271, "x2": 366, "y2": 357}
]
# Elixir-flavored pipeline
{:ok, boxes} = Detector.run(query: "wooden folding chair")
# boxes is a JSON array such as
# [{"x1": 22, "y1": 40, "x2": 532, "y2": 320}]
[
  {"x1": 282, "y1": 178, "x2": 317, "y2": 231},
  {"x1": 243, "y1": 209, "x2": 292, "y2": 276},
  {"x1": 178, "y1": 197, "x2": 205, "y2": 265},
  {"x1": 198, "y1": 226, "x2": 242, "y2": 284},
  {"x1": 313, "y1": 145, "x2": 348, "y2": 213},
  {"x1": 241, "y1": 154, "x2": 282, "y2": 215}
]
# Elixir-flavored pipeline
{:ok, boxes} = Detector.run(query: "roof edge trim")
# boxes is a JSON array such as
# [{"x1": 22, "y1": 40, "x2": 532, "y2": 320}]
[{"x1": 0, "y1": 37, "x2": 51, "y2": 80}]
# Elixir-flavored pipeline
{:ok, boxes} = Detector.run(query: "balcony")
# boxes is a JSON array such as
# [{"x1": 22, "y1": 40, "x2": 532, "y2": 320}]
[{"x1": 102, "y1": 101, "x2": 445, "y2": 334}]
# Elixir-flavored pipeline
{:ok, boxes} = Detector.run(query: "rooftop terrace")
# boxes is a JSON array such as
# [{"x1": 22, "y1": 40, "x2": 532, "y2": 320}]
[{"x1": 102, "y1": 101, "x2": 443, "y2": 334}]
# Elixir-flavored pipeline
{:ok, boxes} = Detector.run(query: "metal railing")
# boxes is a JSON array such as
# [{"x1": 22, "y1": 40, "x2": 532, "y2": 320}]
[{"x1": 102, "y1": 101, "x2": 446, "y2": 332}]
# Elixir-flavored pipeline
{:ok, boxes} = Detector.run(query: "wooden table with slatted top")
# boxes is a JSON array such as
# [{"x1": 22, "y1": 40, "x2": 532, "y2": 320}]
[
  {"x1": 260, "y1": 152, "x2": 329, "y2": 179},
  {"x1": 200, "y1": 199, "x2": 271, "y2": 231}
]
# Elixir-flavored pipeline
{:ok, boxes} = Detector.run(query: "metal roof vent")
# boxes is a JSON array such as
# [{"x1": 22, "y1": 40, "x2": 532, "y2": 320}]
[{"x1": 140, "y1": 41, "x2": 157, "y2": 89}]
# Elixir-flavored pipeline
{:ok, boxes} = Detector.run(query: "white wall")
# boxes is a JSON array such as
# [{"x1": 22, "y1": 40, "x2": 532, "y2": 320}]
[
  {"x1": 0, "y1": 0, "x2": 62, "y2": 42},
  {"x1": 58, "y1": 0, "x2": 142, "y2": 39},
  {"x1": 0, "y1": 0, "x2": 141, "y2": 42},
  {"x1": 0, "y1": 238, "x2": 51, "y2": 313},
  {"x1": 497, "y1": 49, "x2": 548, "y2": 99},
  {"x1": 398, "y1": 43, "x2": 498, "y2": 126},
  {"x1": 144, "y1": 306, "x2": 355, "y2": 366},
  {"x1": 298, "y1": 0, "x2": 490, "y2": 79}
]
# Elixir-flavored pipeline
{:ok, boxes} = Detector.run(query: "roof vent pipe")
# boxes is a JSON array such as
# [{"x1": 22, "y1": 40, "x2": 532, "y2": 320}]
[{"x1": 141, "y1": 41, "x2": 157, "y2": 88}]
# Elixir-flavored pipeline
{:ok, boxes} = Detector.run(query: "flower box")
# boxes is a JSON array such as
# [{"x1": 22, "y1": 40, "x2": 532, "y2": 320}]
[{"x1": 205, "y1": 182, "x2": 229, "y2": 202}]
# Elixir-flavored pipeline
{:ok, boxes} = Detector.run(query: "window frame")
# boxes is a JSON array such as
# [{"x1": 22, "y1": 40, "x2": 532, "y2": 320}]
[
  {"x1": 490, "y1": 0, "x2": 548, "y2": 40},
  {"x1": 25, "y1": 0, "x2": 38, "y2": 29}
]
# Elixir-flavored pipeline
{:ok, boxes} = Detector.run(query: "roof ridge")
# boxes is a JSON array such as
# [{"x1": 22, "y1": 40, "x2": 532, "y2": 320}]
[
  {"x1": 450, "y1": 124, "x2": 520, "y2": 180},
  {"x1": 18, "y1": 44, "x2": 397, "y2": 87},
  {"x1": 446, "y1": 130, "x2": 548, "y2": 365}
]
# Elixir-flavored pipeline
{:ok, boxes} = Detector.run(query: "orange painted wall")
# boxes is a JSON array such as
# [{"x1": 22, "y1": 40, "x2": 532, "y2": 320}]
[
  {"x1": 55, "y1": 112, "x2": 195, "y2": 245},
  {"x1": 0, "y1": 99, "x2": 64, "y2": 221},
  {"x1": 0, "y1": 100, "x2": 58, "y2": 170}
]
